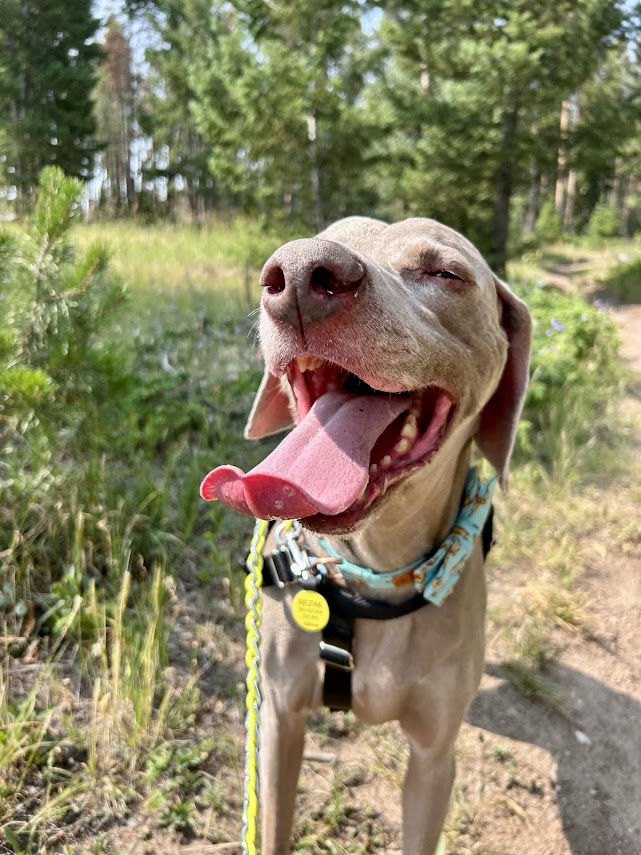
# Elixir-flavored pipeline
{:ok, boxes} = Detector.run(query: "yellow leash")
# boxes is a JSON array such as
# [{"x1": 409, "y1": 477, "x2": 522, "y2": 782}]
[
  {"x1": 242, "y1": 518, "x2": 294, "y2": 855},
  {"x1": 242, "y1": 518, "x2": 268, "y2": 855}
]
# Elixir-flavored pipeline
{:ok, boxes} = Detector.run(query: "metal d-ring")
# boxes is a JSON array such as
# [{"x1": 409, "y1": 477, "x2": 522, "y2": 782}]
[{"x1": 273, "y1": 520, "x2": 327, "y2": 581}]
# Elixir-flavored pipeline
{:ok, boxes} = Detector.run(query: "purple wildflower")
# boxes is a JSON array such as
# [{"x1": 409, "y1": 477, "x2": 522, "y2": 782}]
[
  {"x1": 550, "y1": 318, "x2": 564, "y2": 332},
  {"x1": 594, "y1": 299, "x2": 607, "y2": 311}
]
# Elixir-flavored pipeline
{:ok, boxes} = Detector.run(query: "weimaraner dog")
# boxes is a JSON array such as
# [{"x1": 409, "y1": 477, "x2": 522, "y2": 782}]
[{"x1": 202, "y1": 217, "x2": 532, "y2": 854}]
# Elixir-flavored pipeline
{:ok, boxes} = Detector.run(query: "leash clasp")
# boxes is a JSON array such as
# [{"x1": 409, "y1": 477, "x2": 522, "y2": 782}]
[{"x1": 267, "y1": 520, "x2": 328, "y2": 588}]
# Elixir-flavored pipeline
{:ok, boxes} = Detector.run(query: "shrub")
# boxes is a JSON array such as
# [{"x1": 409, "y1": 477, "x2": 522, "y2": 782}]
[
  {"x1": 586, "y1": 202, "x2": 621, "y2": 242},
  {"x1": 603, "y1": 256, "x2": 641, "y2": 302},
  {"x1": 1, "y1": 168, "x2": 260, "y2": 614},
  {"x1": 512, "y1": 281, "x2": 622, "y2": 476},
  {"x1": 1, "y1": 168, "x2": 126, "y2": 410},
  {"x1": 0, "y1": 169, "x2": 146, "y2": 600},
  {"x1": 533, "y1": 199, "x2": 562, "y2": 245}
]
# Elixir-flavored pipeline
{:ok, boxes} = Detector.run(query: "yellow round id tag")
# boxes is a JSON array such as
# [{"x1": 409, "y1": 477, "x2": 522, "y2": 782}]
[{"x1": 291, "y1": 590, "x2": 330, "y2": 632}]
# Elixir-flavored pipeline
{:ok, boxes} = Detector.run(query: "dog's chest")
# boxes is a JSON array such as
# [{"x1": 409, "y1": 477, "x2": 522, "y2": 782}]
[{"x1": 350, "y1": 559, "x2": 486, "y2": 723}]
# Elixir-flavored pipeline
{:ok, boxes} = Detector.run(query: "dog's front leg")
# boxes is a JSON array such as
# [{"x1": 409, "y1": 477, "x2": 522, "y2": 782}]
[
  {"x1": 401, "y1": 736, "x2": 455, "y2": 855},
  {"x1": 258, "y1": 590, "x2": 320, "y2": 854},
  {"x1": 399, "y1": 662, "x2": 478, "y2": 855},
  {"x1": 259, "y1": 693, "x2": 306, "y2": 855}
]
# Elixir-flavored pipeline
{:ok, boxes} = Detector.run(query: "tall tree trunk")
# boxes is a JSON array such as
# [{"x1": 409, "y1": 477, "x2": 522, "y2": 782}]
[
  {"x1": 420, "y1": 62, "x2": 430, "y2": 95},
  {"x1": 554, "y1": 99, "x2": 570, "y2": 217},
  {"x1": 307, "y1": 113, "x2": 322, "y2": 232},
  {"x1": 490, "y1": 107, "x2": 519, "y2": 276},
  {"x1": 563, "y1": 169, "x2": 577, "y2": 231},
  {"x1": 562, "y1": 101, "x2": 579, "y2": 231},
  {"x1": 621, "y1": 178, "x2": 632, "y2": 238},
  {"x1": 524, "y1": 161, "x2": 541, "y2": 233}
]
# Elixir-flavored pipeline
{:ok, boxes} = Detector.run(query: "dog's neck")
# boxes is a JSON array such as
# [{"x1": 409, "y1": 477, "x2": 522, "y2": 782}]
[{"x1": 312, "y1": 427, "x2": 475, "y2": 574}]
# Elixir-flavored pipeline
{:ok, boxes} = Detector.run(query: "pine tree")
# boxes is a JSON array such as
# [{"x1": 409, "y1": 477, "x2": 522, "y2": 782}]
[
  {"x1": 139, "y1": 0, "x2": 220, "y2": 219},
  {"x1": 94, "y1": 17, "x2": 136, "y2": 215},
  {"x1": 372, "y1": 0, "x2": 627, "y2": 271},
  {"x1": 572, "y1": 50, "x2": 641, "y2": 231},
  {"x1": 0, "y1": 0, "x2": 102, "y2": 206},
  {"x1": 187, "y1": 0, "x2": 377, "y2": 228},
  {"x1": 131, "y1": 0, "x2": 377, "y2": 226}
]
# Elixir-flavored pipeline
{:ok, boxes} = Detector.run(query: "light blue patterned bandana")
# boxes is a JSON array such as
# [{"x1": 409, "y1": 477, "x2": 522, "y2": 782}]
[{"x1": 316, "y1": 468, "x2": 496, "y2": 606}]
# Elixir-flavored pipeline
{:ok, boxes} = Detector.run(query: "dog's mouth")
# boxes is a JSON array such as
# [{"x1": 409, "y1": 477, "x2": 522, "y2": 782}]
[{"x1": 201, "y1": 357, "x2": 456, "y2": 530}]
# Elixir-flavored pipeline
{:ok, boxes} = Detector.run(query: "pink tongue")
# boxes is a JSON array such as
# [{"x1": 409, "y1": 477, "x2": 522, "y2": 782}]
[{"x1": 200, "y1": 390, "x2": 409, "y2": 519}]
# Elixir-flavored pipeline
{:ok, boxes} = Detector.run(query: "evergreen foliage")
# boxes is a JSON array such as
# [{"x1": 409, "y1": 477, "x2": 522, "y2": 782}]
[
  {"x1": 0, "y1": 0, "x2": 102, "y2": 204},
  {"x1": 1, "y1": 167, "x2": 125, "y2": 407},
  {"x1": 94, "y1": 17, "x2": 137, "y2": 215},
  {"x1": 370, "y1": 0, "x2": 626, "y2": 270},
  {"x1": 0, "y1": 167, "x2": 131, "y2": 588},
  {"x1": 587, "y1": 202, "x2": 622, "y2": 241},
  {"x1": 534, "y1": 199, "x2": 563, "y2": 246},
  {"x1": 1, "y1": 0, "x2": 640, "y2": 254}
]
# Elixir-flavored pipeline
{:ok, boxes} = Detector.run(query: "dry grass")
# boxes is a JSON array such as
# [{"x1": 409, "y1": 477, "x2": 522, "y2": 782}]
[
  {"x1": 73, "y1": 219, "x2": 288, "y2": 306},
  {"x1": 0, "y1": 565, "x2": 193, "y2": 850}
]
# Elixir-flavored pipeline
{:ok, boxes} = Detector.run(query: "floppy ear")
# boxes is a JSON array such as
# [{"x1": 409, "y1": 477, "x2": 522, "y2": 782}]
[
  {"x1": 477, "y1": 276, "x2": 532, "y2": 490},
  {"x1": 244, "y1": 369, "x2": 295, "y2": 440}
]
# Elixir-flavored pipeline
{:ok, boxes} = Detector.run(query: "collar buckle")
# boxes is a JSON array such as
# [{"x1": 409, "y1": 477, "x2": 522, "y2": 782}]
[{"x1": 266, "y1": 520, "x2": 328, "y2": 588}]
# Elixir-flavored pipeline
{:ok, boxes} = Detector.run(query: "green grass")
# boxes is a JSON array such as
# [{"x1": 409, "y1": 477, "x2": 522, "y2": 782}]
[
  {"x1": 603, "y1": 255, "x2": 641, "y2": 302},
  {"x1": 73, "y1": 219, "x2": 291, "y2": 309},
  {"x1": 507, "y1": 236, "x2": 641, "y2": 291},
  {"x1": 1, "y1": 191, "x2": 270, "y2": 850}
]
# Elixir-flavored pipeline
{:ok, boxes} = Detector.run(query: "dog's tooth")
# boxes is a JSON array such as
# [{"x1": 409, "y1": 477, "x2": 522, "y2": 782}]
[
  {"x1": 357, "y1": 483, "x2": 367, "y2": 501},
  {"x1": 401, "y1": 419, "x2": 418, "y2": 440},
  {"x1": 369, "y1": 463, "x2": 378, "y2": 475},
  {"x1": 296, "y1": 356, "x2": 323, "y2": 372},
  {"x1": 394, "y1": 438, "x2": 411, "y2": 454},
  {"x1": 380, "y1": 455, "x2": 392, "y2": 468}
]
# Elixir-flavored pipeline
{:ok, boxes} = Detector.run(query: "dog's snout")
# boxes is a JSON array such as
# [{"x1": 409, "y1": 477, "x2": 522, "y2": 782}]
[{"x1": 260, "y1": 238, "x2": 364, "y2": 328}]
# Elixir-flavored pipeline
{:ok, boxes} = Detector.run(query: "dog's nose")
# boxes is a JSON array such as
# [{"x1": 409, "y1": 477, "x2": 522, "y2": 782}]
[{"x1": 259, "y1": 238, "x2": 365, "y2": 327}]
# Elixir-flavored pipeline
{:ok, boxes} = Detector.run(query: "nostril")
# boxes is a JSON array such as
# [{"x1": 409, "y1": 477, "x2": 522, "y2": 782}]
[
  {"x1": 261, "y1": 266, "x2": 286, "y2": 294},
  {"x1": 310, "y1": 266, "x2": 335, "y2": 295},
  {"x1": 310, "y1": 265, "x2": 363, "y2": 297}
]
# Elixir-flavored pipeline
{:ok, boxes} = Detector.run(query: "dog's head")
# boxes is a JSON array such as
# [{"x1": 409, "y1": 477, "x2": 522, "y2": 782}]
[{"x1": 202, "y1": 217, "x2": 531, "y2": 532}]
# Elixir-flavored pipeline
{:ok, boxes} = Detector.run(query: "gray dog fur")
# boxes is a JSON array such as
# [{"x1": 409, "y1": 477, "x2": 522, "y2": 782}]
[{"x1": 243, "y1": 216, "x2": 531, "y2": 854}]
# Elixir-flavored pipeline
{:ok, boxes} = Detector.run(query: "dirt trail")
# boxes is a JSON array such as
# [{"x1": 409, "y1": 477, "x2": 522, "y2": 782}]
[
  {"x1": 612, "y1": 304, "x2": 641, "y2": 375},
  {"x1": 457, "y1": 286, "x2": 641, "y2": 854},
  {"x1": 457, "y1": 280, "x2": 640, "y2": 854}
]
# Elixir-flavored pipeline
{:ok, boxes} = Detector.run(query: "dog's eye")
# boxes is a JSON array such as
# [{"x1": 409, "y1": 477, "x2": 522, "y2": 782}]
[
  {"x1": 427, "y1": 270, "x2": 465, "y2": 282},
  {"x1": 404, "y1": 266, "x2": 468, "y2": 285}
]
